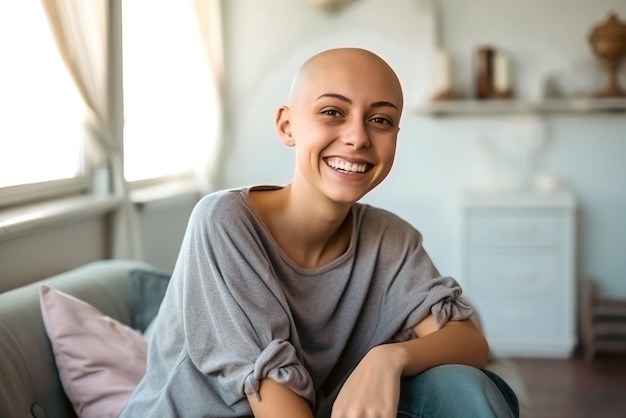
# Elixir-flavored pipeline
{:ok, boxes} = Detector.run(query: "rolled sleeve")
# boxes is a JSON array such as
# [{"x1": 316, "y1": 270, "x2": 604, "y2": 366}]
[
  {"x1": 244, "y1": 339, "x2": 314, "y2": 404},
  {"x1": 392, "y1": 277, "x2": 474, "y2": 342},
  {"x1": 376, "y1": 221, "x2": 474, "y2": 343}
]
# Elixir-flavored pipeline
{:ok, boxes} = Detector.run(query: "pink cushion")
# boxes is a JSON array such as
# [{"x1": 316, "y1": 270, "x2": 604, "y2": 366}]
[{"x1": 39, "y1": 285, "x2": 147, "y2": 418}]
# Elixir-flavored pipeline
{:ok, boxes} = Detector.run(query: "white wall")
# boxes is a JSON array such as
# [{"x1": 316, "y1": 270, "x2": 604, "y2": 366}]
[
  {"x1": 218, "y1": 0, "x2": 626, "y2": 298},
  {"x1": 0, "y1": 217, "x2": 108, "y2": 293},
  {"x1": 137, "y1": 195, "x2": 198, "y2": 270},
  {"x1": 0, "y1": 198, "x2": 196, "y2": 292}
]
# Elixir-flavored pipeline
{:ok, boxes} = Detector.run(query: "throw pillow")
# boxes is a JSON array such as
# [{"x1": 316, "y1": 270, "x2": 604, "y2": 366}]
[
  {"x1": 39, "y1": 285, "x2": 147, "y2": 418},
  {"x1": 130, "y1": 268, "x2": 171, "y2": 332}
]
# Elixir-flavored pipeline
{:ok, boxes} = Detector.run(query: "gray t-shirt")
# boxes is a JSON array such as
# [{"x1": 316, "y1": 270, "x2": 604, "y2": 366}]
[{"x1": 121, "y1": 186, "x2": 473, "y2": 418}]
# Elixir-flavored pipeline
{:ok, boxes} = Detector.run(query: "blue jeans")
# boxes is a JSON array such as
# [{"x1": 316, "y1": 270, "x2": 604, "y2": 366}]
[
  {"x1": 397, "y1": 365, "x2": 519, "y2": 418},
  {"x1": 241, "y1": 365, "x2": 518, "y2": 418}
]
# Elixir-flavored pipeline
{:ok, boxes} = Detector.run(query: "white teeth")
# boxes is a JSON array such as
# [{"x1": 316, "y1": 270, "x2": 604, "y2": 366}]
[{"x1": 326, "y1": 159, "x2": 368, "y2": 173}]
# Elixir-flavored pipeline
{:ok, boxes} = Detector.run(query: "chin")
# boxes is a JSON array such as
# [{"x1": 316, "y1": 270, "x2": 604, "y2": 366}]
[{"x1": 325, "y1": 186, "x2": 372, "y2": 206}]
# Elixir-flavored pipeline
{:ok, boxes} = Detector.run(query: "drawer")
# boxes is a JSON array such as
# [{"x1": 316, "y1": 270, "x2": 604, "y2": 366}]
[
  {"x1": 467, "y1": 212, "x2": 563, "y2": 247},
  {"x1": 471, "y1": 296, "x2": 572, "y2": 344},
  {"x1": 467, "y1": 252, "x2": 562, "y2": 293}
]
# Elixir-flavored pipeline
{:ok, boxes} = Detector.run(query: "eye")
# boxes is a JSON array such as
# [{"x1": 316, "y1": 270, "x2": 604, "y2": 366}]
[
  {"x1": 321, "y1": 109, "x2": 341, "y2": 117},
  {"x1": 370, "y1": 116, "x2": 394, "y2": 127}
]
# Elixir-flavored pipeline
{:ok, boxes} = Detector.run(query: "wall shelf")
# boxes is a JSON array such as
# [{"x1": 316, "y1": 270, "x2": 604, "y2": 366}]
[{"x1": 416, "y1": 97, "x2": 626, "y2": 117}]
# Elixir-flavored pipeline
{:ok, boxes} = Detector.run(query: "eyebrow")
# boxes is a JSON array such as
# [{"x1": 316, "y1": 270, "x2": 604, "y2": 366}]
[{"x1": 316, "y1": 93, "x2": 399, "y2": 111}]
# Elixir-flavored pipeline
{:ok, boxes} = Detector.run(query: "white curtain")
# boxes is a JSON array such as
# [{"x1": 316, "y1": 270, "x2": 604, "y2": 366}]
[
  {"x1": 40, "y1": 0, "x2": 110, "y2": 167},
  {"x1": 40, "y1": 0, "x2": 225, "y2": 259},
  {"x1": 41, "y1": 0, "x2": 143, "y2": 260},
  {"x1": 192, "y1": 0, "x2": 225, "y2": 193}
]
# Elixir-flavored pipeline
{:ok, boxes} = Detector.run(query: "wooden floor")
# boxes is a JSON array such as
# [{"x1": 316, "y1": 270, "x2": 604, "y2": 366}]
[{"x1": 512, "y1": 352, "x2": 626, "y2": 418}]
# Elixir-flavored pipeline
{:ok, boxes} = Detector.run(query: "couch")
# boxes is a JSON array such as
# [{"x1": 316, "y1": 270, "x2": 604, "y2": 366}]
[
  {"x1": 0, "y1": 259, "x2": 533, "y2": 418},
  {"x1": 0, "y1": 259, "x2": 170, "y2": 418}
]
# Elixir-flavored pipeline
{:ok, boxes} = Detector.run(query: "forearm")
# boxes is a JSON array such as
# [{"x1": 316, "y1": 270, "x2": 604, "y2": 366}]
[
  {"x1": 388, "y1": 318, "x2": 490, "y2": 377},
  {"x1": 247, "y1": 378, "x2": 314, "y2": 418}
]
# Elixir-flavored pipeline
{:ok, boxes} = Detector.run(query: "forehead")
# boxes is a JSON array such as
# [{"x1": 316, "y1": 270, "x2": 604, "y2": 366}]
[{"x1": 291, "y1": 51, "x2": 403, "y2": 108}]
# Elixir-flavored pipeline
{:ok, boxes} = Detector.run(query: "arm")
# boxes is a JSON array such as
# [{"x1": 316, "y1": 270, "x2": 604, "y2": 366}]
[
  {"x1": 397, "y1": 313, "x2": 489, "y2": 375},
  {"x1": 331, "y1": 314, "x2": 489, "y2": 418},
  {"x1": 247, "y1": 378, "x2": 314, "y2": 418}
]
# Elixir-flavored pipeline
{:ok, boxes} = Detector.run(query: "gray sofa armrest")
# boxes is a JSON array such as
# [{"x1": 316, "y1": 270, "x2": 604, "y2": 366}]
[{"x1": 0, "y1": 259, "x2": 171, "y2": 418}]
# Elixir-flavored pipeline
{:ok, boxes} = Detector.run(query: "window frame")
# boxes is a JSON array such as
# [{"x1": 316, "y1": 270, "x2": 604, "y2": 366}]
[{"x1": 0, "y1": 176, "x2": 91, "y2": 209}]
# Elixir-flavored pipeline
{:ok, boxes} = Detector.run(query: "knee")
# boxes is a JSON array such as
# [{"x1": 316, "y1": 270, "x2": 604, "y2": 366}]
[
  {"x1": 417, "y1": 365, "x2": 496, "y2": 400},
  {"x1": 428, "y1": 364, "x2": 492, "y2": 393},
  {"x1": 398, "y1": 365, "x2": 518, "y2": 418}
]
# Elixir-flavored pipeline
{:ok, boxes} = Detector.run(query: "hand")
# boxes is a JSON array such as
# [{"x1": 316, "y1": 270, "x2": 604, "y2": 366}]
[{"x1": 331, "y1": 345, "x2": 403, "y2": 418}]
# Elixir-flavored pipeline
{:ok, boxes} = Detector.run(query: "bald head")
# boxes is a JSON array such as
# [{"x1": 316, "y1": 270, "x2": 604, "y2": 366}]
[{"x1": 288, "y1": 48, "x2": 404, "y2": 115}]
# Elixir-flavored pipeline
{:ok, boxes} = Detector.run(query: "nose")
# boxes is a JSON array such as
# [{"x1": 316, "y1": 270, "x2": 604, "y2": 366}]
[{"x1": 342, "y1": 119, "x2": 371, "y2": 149}]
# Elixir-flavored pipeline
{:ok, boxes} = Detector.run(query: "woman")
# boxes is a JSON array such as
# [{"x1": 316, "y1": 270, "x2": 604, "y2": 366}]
[{"x1": 121, "y1": 47, "x2": 519, "y2": 418}]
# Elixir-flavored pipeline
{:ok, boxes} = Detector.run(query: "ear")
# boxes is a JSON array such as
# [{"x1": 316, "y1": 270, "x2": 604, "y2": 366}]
[{"x1": 275, "y1": 105, "x2": 295, "y2": 147}]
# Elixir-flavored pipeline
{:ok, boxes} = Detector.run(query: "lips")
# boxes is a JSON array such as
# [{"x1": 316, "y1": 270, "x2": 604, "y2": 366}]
[{"x1": 324, "y1": 157, "x2": 372, "y2": 173}]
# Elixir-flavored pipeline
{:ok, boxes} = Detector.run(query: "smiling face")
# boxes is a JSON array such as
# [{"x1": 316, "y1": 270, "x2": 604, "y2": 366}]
[{"x1": 276, "y1": 48, "x2": 404, "y2": 206}]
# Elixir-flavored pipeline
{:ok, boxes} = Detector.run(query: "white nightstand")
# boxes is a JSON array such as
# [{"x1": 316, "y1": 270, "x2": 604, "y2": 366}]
[{"x1": 461, "y1": 191, "x2": 577, "y2": 358}]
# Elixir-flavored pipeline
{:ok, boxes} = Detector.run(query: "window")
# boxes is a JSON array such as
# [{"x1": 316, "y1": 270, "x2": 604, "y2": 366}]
[
  {"x1": 0, "y1": 0, "x2": 219, "y2": 208},
  {"x1": 0, "y1": 1, "x2": 87, "y2": 204},
  {"x1": 121, "y1": 0, "x2": 218, "y2": 183}
]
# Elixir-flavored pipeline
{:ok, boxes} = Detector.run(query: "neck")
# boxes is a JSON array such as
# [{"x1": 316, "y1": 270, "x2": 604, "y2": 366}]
[{"x1": 251, "y1": 185, "x2": 354, "y2": 269}]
